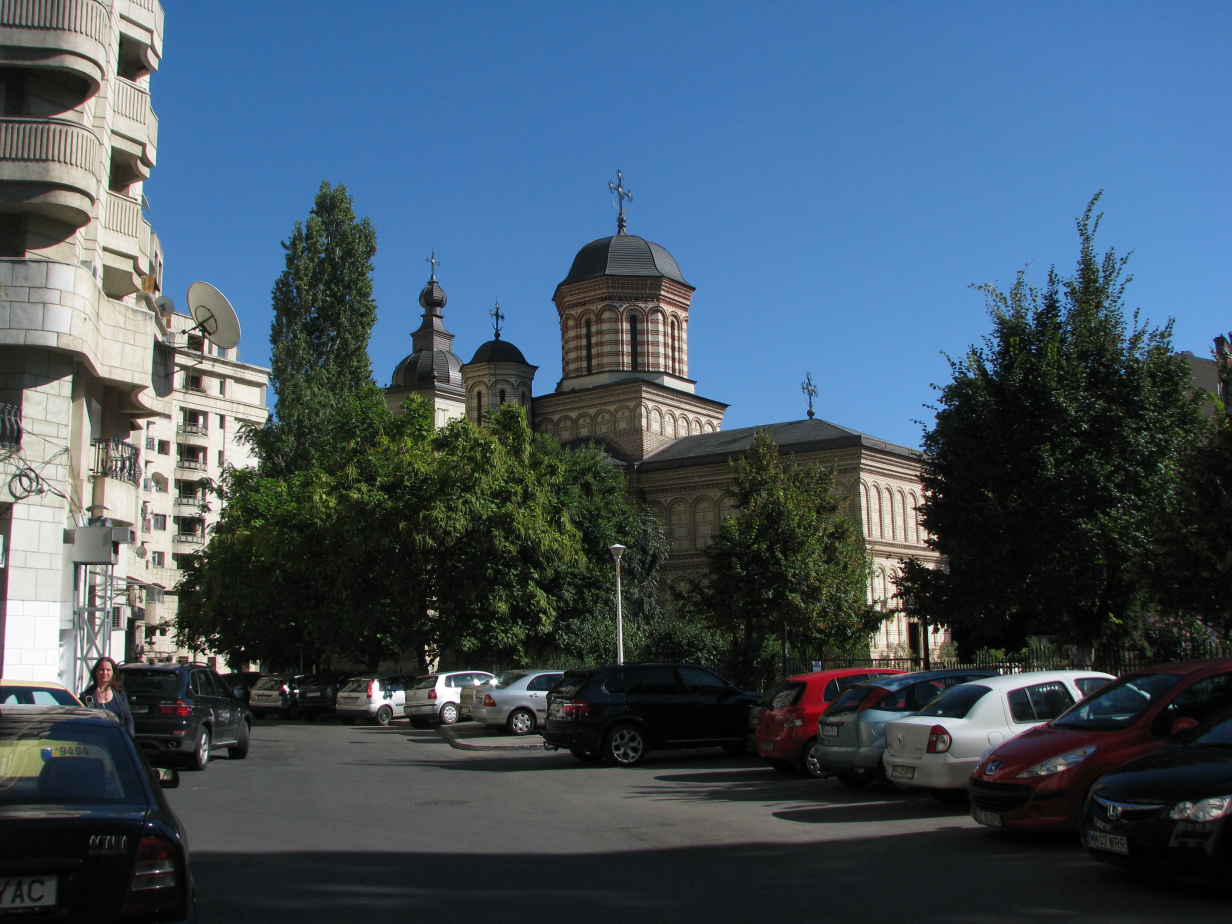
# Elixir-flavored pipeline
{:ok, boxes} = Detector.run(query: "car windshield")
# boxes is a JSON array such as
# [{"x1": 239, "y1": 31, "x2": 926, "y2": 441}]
[
  {"x1": 411, "y1": 675, "x2": 439, "y2": 691},
  {"x1": 919, "y1": 685, "x2": 991, "y2": 719},
  {"x1": 1188, "y1": 704, "x2": 1232, "y2": 748},
  {"x1": 1053, "y1": 673, "x2": 1181, "y2": 731},
  {"x1": 824, "y1": 685, "x2": 875, "y2": 717},
  {"x1": 0, "y1": 713, "x2": 145, "y2": 805},
  {"x1": 552, "y1": 673, "x2": 590, "y2": 698},
  {"x1": 494, "y1": 671, "x2": 529, "y2": 689},
  {"x1": 1, "y1": 686, "x2": 78, "y2": 706},
  {"x1": 765, "y1": 681, "x2": 807, "y2": 710},
  {"x1": 339, "y1": 679, "x2": 370, "y2": 693},
  {"x1": 252, "y1": 677, "x2": 284, "y2": 691},
  {"x1": 120, "y1": 670, "x2": 179, "y2": 696}
]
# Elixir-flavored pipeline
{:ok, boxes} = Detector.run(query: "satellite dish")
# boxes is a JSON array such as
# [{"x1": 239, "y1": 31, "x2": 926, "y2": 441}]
[
  {"x1": 186, "y1": 281, "x2": 241, "y2": 350},
  {"x1": 154, "y1": 295, "x2": 174, "y2": 318}
]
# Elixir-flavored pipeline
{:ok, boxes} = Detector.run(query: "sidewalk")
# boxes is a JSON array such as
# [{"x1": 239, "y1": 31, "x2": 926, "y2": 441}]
[{"x1": 438, "y1": 722, "x2": 546, "y2": 751}]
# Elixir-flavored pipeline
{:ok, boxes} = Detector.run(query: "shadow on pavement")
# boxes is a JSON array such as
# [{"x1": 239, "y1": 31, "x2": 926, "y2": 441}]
[{"x1": 190, "y1": 832, "x2": 1230, "y2": 924}]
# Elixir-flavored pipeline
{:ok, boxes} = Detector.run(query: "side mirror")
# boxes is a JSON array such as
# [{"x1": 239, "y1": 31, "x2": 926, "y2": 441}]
[
  {"x1": 156, "y1": 767, "x2": 180, "y2": 789},
  {"x1": 1170, "y1": 716, "x2": 1199, "y2": 736},
  {"x1": 233, "y1": 686, "x2": 245, "y2": 700}
]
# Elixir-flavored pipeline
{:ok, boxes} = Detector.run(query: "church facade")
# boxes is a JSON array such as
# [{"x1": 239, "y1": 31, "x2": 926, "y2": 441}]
[{"x1": 386, "y1": 215, "x2": 945, "y2": 659}]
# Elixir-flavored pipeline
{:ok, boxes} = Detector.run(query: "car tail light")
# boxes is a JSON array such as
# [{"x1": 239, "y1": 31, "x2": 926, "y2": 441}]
[
  {"x1": 280, "y1": 684, "x2": 289, "y2": 694},
  {"x1": 926, "y1": 725, "x2": 952, "y2": 753},
  {"x1": 561, "y1": 700, "x2": 590, "y2": 718},
  {"x1": 783, "y1": 706, "x2": 805, "y2": 728},
  {"x1": 367, "y1": 680, "x2": 377, "y2": 698},
  {"x1": 857, "y1": 687, "x2": 893, "y2": 713},
  {"x1": 158, "y1": 701, "x2": 192, "y2": 718},
  {"x1": 120, "y1": 836, "x2": 183, "y2": 917},
  {"x1": 428, "y1": 688, "x2": 437, "y2": 701},
  {"x1": 484, "y1": 694, "x2": 496, "y2": 707}
]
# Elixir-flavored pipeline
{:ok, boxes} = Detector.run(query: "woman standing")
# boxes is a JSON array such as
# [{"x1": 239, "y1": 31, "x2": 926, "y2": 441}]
[{"x1": 80, "y1": 656, "x2": 134, "y2": 735}]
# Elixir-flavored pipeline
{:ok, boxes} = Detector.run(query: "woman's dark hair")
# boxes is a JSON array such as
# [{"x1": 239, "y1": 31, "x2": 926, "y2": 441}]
[{"x1": 90, "y1": 656, "x2": 123, "y2": 692}]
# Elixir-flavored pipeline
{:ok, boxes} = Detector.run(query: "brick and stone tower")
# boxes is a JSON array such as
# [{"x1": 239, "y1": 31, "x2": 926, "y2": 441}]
[
  {"x1": 460, "y1": 302, "x2": 537, "y2": 424},
  {"x1": 386, "y1": 259, "x2": 466, "y2": 428}
]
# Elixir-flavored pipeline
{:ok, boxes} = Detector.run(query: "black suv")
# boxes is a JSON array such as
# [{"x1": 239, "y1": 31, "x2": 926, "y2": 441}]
[
  {"x1": 121, "y1": 663, "x2": 252, "y2": 770},
  {"x1": 543, "y1": 663, "x2": 759, "y2": 766},
  {"x1": 296, "y1": 672, "x2": 353, "y2": 721}
]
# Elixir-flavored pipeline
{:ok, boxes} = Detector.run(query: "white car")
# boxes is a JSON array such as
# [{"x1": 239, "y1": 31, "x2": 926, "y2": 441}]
[
  {"x1": 335, "y1": 674, "x2": 411, "y2": 726},
  {"x1": 882, "y1": 670, "x2": 1115, "y2": 800},
  {"x1": 402, "y1": 671, "x2": 494, "y2": 727},
  {"x1": 468, "y1": 670, "x2": 565, "y2": 735}
]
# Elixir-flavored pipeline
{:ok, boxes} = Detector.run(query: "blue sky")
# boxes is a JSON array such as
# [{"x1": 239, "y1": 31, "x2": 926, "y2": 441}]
[{"x1": 151, "y1": 2, "x2": 1230, "y2": 449}]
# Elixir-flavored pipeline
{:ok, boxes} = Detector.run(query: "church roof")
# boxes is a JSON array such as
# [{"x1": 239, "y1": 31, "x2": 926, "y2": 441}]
[
  {"x1": 391, "y1": 349, "x2": 463, "y2": 389},
  {"x1": 468, "y1": 338, "x2": 530, "y2": 365},
  {"x1": 556, "y1": 234, "x2": 689, "y2": 296},
  {"x1": 635, "y1": 418, "x2": 921, "y2": 472}
]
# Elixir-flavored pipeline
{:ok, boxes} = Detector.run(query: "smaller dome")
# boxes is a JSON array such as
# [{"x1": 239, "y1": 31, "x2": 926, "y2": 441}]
[
  {"x1": 468, "y1": 339, "x2": 529, "y2": 365},
  {"x1": 419, "y1": 279, "x2": 447, "y2": 311},
  {"x1": 391, "y1": 349, "x2": 462, "y2": 388}
]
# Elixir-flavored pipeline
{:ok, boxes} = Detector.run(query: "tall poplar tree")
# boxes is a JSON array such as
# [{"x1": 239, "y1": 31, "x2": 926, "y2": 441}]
[{"x1": 256, "y1": 181, "x2": 378, "y2": 474}]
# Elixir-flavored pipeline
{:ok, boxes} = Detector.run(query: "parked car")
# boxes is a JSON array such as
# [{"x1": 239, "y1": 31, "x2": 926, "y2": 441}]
[
  {"x1": 969, "y1": 658, "x2": 1232, "y2": 831},
  {"x1": 814, "y1": 669, "x2": 998, "y2": 788},
  {"x1": 882, "y1": 670, "x2": 1115, "y2": 801},
  {"x1": 542, "y1": 663, "x2": 760, "y2": 766},
  {"x1": 248, "y1": 673, "x2": 307, "y2": 719},
  {"x1": 220, "y1": 671, "x2": 263, "y2": 706},
  {"x1": 1082, "y1": 701, "x2": 1232, "y2": 874},
  {"x1": 0, "y1": 677, "x2": 81, "y2": 706},
  {"x1": 336, "y1": 674, "x2": 411, "y2": 726},
  {"x1": 121, "y1": 662, "x2": 252, "y2": 770},
  {"x1": 296, "y1": 672, "x2": 353, "y2": 721},
  {"x1": 468, "y1": 670, "x2": 565, "y2": 735},
  {"x1": 756, "y1": 668, "x2": 905, "y2": 776},
  {"x1": 403, "y1": 671, "x2": 494, "y2": 727},
  {"x1": 0, "y1": 705, "x2": 195, "y2": 921}
]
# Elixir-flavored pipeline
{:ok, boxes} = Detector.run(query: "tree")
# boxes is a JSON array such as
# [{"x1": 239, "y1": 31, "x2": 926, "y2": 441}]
[
  {"x1": 255, "y1": 181, "x2": 379, "y2": 475},
  {"x1": 900, "y1": 194, "x2": 1205, "y2": 660},
  {"x1": 684, "y1": 431, "x2": 878, "y2": 684}
]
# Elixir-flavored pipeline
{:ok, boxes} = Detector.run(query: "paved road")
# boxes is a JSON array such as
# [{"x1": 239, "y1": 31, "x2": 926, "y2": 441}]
[{"x1": 167, "y1": 719, "x2": 1228, "y2": 924}]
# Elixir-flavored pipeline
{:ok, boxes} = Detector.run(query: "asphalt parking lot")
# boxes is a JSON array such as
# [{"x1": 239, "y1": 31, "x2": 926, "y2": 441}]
[{"x1": 167, "y1": 718, "x2": 1230, "y2": 924}]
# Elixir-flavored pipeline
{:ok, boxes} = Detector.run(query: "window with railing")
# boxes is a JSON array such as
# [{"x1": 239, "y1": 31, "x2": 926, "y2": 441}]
[
  {"x1": 0, "y1": 402, "x2": 22, "y2": 449},
  {"x1": 91, "y1": 438, "x2": 140, "y2": 486}
]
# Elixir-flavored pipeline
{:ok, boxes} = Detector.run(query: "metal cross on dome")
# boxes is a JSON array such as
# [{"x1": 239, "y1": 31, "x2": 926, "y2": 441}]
[
  {"x1": 490, "y1": 300, "x2": 504, "y2": 339},
  {"x1": 609, "y1": 169, "x2": 632, "y2": 234},
  {"x1": 426, "y1": 251, "x2": 440, "y2": 280},
  {"x1": 801, "y1": 372, "x2": 817, "y2": 419}
]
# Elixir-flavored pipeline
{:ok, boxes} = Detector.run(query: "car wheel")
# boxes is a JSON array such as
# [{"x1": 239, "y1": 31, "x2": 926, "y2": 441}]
[
  {"x1": 836, "y1": 769, "x2": 873, "y2": 789},
  {"x1": 410, "y1": 718, "x2": 429, "y2": 729},
  {"x1": 506, "y1": 708, "x2": 536, "y2": 736},
  {"x1": 285, "y1": 704, "x2": 299, "y2": 720},
  {"x1": 605, "y1": 724, "x2": 647, "y2": 766},
  {"x1": 570, "y1": 749, "x2": 602, "y2": 763},
  {"x1": 930, "y1": 788, "x2": 968, "y2": 804},
  {"x1": 438, "y1": 703, "x2": 459, "y2": 726},
  {"x1": 228, "y1": 721, "x2": 250, "y2": 759},
  {"x1": 188, "y1": 727, "x2": 210, "y2": 771},
  {"x1": 766, "y1": 758, "x2": 796, "y2": 774},
  {"x1": 250, "y1": 710, "x2": 266, "y2": 720},
  {"x1": 375, "y1": 705, "x2": 394, "y2": 727},
  {"x1": 799, "y1": 738, "x2": 830, "y2": 779},
  {"x1": 303, "y1": 711, "x2": 318, "y2": 722}
]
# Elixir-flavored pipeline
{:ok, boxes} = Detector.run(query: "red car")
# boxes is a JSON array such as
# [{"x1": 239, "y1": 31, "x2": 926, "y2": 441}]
[
  {"x1": 756, "y1": 667, "x2": 904, "y2": 776},
  {"x1": 968, "y1": 657, "x2": 1232, "y2": 831}
]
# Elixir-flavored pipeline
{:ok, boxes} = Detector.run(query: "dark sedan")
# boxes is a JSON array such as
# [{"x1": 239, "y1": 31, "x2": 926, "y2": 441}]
[
  {"x1": 1082, "y1": 701, "x2": 1232, "y2": 875},
  {"x1": 296, "y1": 672, "x2": 352, "y2": 722},
  {"x1": 0, "y1": 705, "x2": 195, "y2": 921}
]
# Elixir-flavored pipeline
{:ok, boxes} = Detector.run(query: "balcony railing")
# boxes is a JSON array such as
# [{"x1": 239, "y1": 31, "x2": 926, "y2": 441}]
[
  {"x1": 0, "y1": 0, "x2": 110, "y2": 91},
  {"x1": 112, "y1": 76, "x2": 157, "y2": 167},
  {"x1": 0, "y1": 403, "x2": 21, "y2": 449},
  {"x1": 174, "y1": 495, "x2": 199, "y2": 507},
  {"x1": 0, "y1": 117, "x2": 102, "y2": 226},
  {"x1": 175, "y1": 458, "x2": 206, "y2": 471},
  {"x1": 91, "y1": 438, "x2": 141, "y2": 486},
  {"x1": 173, "y1": 533, "x2": 204, "y2": 545},
  {"x1": 181, "y1": 381, "x2": 207, "y2": 394},
  {"x1": 177, "y1": 423, "x2": 206, "y2": 435}
]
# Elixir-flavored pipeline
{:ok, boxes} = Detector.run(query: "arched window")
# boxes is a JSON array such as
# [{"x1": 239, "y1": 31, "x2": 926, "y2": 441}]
[
  {"x1": 499, "y1": 389, "x2": 506, "y2": 405},
  {"x1": 629, "y1": 314, "x2": 640, "y2": 371},
  {"x1": 475, "y1": 391, "x2": 484, "y2": 421},
  {"x1": 670, "y1": 318, "x2": 679, "y2": 375},
  {"x1": 520, "y1": 391, "x2": 528, "y2": 406},
  {"x1": 585, "y1": 318, "x2": 593, "y2": 375}
]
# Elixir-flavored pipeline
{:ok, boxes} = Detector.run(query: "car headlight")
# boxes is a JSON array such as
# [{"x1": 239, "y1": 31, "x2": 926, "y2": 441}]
[
  {"x1": 1015, "y1": 746, "x2": 1097, "y2": 778},
  {"x1": 1168, "y1": 795, "x2": 1232, "y2": 822}
]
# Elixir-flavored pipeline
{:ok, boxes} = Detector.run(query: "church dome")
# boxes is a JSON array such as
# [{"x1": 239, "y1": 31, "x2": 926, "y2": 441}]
[
  {"x1": 556, "y1": 234, "x2": 690, "y2": 293},
  {"x1": 468, "y1": 338, "x2": 529, "y2": 365},
  {"x1": 419, "y1": 279, "x2": 447, "y2": 310},
  {"x1": 391, "y1": 349, "x2": 462, "y2": 388}
]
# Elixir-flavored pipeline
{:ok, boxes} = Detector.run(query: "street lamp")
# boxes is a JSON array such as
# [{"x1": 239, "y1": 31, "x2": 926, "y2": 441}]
[{"x1": 609, "y1": 544, "x2": 626, "y2": 665}]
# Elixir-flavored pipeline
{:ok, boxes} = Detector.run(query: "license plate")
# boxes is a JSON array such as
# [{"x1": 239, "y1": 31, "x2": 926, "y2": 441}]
[
  {"x1": 340, "y1": 696, "x2": 358, "y2": 703},
  {"x1": 252, "y1": 693, "x2": 273, "y2": 701},
  {"x1": 760, "y1": 741, "x2": 775, "y2": 751},
  {"x1": 0, "y1": 875, "x2": 56, "y2": 909},
  {"x1": 1085, "y1": 831, "x2": 1128, "y2": 854},
  {"x1": 130, "y1": 704, "x2": 148, "y2": 714},
  {"x1": 972, "y1": 809, "x2": 1002, "y2": 827},
  {"x1": 821, "y1": 725, "x2": 839, "y2": 737},
  {"x1": 303, "y1": 693, "x2": 321, "y2": 698},
  {"x1": 890, "y1": 764, "x2": 915, "y2": 780}
]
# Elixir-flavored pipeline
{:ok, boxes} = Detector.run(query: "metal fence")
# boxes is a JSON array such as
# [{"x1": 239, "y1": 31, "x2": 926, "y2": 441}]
[{"x1": 92, "y1": 438, "x2": 141, "y2": 486}]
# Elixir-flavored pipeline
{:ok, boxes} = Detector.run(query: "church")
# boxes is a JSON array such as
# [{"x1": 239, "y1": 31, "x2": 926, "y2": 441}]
[{"x1": 384, "y1": 185, "x2": 945, "y2": 659}]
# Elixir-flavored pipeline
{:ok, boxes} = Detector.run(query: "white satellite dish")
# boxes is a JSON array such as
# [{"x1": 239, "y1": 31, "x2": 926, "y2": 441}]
[
  {"x1": 186, "y1": 281, "x2": 241, "y2": 350},
  {"x1": 154, "y1": 295, "x2": 175, "y2": 319}
]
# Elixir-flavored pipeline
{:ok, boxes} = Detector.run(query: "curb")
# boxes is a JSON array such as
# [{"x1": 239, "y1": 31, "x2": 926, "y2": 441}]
[{"x1": 437, "y1": 725, "x2": 548, "y2": 752}]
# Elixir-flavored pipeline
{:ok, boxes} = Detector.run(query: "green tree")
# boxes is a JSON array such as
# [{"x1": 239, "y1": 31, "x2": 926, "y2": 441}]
[
  {"x1": 684, "y1": 430, "x2": 878, "y2": 684},
  {"x1": 255, "y1": 181, "x2": 379, "y2": 475},
  {"x1": 900, "y1": 194, "x2": 1205, "y2": 659}
]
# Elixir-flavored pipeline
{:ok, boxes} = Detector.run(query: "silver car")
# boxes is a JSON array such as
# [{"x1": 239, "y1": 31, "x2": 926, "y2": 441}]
[
  {"x1": 335, "y1": 674, "x2": 410, "y2": 726},
  {"x1": 469, "y1": 670, "x2": 564, "y2": 735}
]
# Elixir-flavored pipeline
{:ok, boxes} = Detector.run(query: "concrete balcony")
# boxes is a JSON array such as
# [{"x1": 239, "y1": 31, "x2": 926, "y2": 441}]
[
  {"x1": 173, "y1": 494, "x2": 199, "y2": 508},
  {"x1": 0, "y1": 117, "x2": 102, "y2": 227},
  {"x1": 111, "y1": 76, "x2": 157, "y2": 171},
  {"x1": 90, "y1": 437, "x2": 140, "y2": 525},
  {"x1": 118, "y1": 0, "x2": 163, "y2": 68},
  {"x1": 175, "y1": 458, "x2": 206, "y2": 472},
  {"x1": 101, "y1": 189, "x2": 150, "y2": 297},
  {"x1": 172, "y1": 532, "x2": 204, "y2": 546},
  {"x1": 176, "y1": 422, "x2": 207, "y2": 436},
  {"x1": 0, "y1": 0, "x2": 111, "y2": 95}
]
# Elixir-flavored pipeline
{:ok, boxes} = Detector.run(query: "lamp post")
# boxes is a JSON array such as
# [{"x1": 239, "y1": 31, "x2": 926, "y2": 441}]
[{"x1": 609, "y1": 544, "x2": 626, "y2": 665}]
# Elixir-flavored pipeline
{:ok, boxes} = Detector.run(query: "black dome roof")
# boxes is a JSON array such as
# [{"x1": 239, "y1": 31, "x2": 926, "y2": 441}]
[
  {"x1": 391, "y1": 349, "x2": 462, "y2": 388},
  {"x1": 556, "y1": 234, "x2": 689, "y2": 293},
  {"x1": 468, "y1": 338, "x2": 529, "y2": 365},
  {"x1": 419, "y1": 279, "x2": 447, "y2": 310}
]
